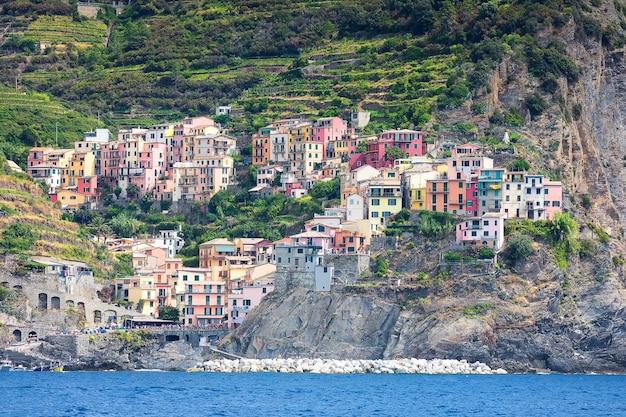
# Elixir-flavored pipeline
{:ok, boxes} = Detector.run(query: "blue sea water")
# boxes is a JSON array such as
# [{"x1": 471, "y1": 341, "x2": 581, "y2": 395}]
[{"x1": 0, "y1": 372, "x2": 625, "y2": 417}]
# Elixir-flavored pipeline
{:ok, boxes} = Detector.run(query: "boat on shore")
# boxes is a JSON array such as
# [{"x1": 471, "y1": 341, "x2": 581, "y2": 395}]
[{"x1": 1, "y1": 359, "x2": 30, "y2": 372}]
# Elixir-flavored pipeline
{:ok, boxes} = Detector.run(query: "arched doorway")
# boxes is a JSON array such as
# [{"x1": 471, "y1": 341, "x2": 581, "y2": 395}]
[
  {"x1": 66, "y1": 300, "x2": 75, "y2": 308},
  {"x1": 1, "y1": 282, "x2": 8, "y2": 288},
  {"x1": 28, "y1": 331, "x2": 37, "y2": 342},
  {"x1": 12, "y1": 329, "x2": 21, "y2": 342},
  {"x1": 94, "y1": 310, "x2": 102, "y2": 323},
  {"x1": 38, "y1": 293, "x2": 48, "y2": 310},
  {"x1": 51, "y1": 296, "x2": 60, "y2": 310},
  {"x1": 77, "y1": 302, "x2": 85, "y2": 311}
]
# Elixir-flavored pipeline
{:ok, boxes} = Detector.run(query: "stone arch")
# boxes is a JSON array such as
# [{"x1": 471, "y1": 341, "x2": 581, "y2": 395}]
[
  {"x1": 28, "y1": 331, "x2": 37, "y2": 342},
  {"x1": 1, "y1": 281, "x2": 8, "y2": 288},
  {"x1": 165, "y1": 335, "x2": 180, "y2": 342},
  {"x1": 104, "y1": 310, "x2": 117, "y2": 325},
  {"x1": 333, "y1": 270, "x2": 344, "y2": 278},
  {"x1": 38, "y1": 293, "x2": 48, "y2": 310},
  {"x1": 51, "y1": 296, "x2": 61, "y2": 310},
  {"x1": 12, "y1": 329, "x2": 21, "y2": 342},
  {"x1": 66, "y1": 300, "x2": 75, "y2": 308},
  {"x1": 77, "y1": 302, "x2": 85, "y2": 311},
  {"x1": 94, "y1": 310, "x2": 102, "y2": 323}
]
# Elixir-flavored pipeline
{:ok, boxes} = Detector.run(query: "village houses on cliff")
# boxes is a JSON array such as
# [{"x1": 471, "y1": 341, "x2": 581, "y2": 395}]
[{"x1": 25, "y1": 112, "x2": 562, "y2": 326}]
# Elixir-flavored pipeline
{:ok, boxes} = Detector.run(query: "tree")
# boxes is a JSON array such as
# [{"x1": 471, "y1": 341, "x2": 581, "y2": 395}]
[
  {"x1": 126, "y1": 184, "x2": 140, "y2": 199},
  {"x1": 384, "y1": 146, "x2": 407, "y2": 162},
  {"x1": 114, "y1": 186, "x2": 122, "y2": 199},
  {"x1": 139, "y1": 193, "x2": 153, "y2": 213},
  {"x1": 506, "y1": 234, "x2": 535, "y2": 261},
  {"x1": 549, "y1": 213, "x2": 578, "y2": 243},
  {"x1": 310, "y1": 177, "x2": 340, "y2": 200},
  {"x1": 158, "y1": 306, "x2": 180, "y2": 322}
]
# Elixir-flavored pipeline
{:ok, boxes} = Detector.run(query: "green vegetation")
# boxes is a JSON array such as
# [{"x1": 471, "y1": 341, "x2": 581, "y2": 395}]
[
  {"x1": 505, "y1": 234, "x2": 535, "y2": 262},
  {"x1": 463, "y1": 302, "x2": 493, "y2": 318},
  {"x1": 0, "y1": 0, "x2": 602, "y2": 137},
  {"x1": 0, "y1": 222, "x2": 39, "y2": 253},
  {"x1": 417, "y1": 211, "x2": 455, "y2": 239},
  {"x1": 375, "y1": 256, "x2": 390, "y2": 277},
  {"x1": 158, "y1": 306, "x2": 180, "y2": 322}
]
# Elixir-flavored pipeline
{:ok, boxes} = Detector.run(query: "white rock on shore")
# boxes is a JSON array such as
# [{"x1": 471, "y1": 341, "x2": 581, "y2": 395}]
[{"x1": 194, "y1": 358, "x2": 507, "y2": 374}]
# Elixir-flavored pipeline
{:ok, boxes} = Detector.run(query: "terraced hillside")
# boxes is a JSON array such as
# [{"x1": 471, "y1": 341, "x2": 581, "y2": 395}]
[
  {"x1": 0, "y1": 87, "x2": 103, "y2": 167},
  {"x1": 23, "y1": 15, "x2": 107, "y2": 46},
  {"x1": 0, "y1": 172, "x2": 111, "y2": 275}
]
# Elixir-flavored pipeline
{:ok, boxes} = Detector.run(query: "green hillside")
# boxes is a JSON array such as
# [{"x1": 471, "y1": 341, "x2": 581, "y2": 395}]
[
  {"x1": 0, "y1": 0, "x2": 623, "y2": 137},
  {"x1": 0, "y1": 87, "x2": 103, "y2": 167}
]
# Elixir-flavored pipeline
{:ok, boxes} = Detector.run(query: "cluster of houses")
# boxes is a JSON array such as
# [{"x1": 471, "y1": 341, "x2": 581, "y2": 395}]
[
  {"x1": 23, "y1": 112, "x2": 563, "y2": 324},
  {"x1": 27, "y1": 116, "x2": 237, "y2": 209}
]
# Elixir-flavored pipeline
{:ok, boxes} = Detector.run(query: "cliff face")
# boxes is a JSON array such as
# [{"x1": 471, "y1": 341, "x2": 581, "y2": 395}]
[{"x1": 224, "y1": 245, "x2": 626, "y2": 373}]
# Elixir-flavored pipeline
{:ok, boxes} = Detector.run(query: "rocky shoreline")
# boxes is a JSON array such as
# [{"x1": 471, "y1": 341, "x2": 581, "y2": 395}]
[{"x1": 195, "y1": 357, "x2": 507, "y2": 374}]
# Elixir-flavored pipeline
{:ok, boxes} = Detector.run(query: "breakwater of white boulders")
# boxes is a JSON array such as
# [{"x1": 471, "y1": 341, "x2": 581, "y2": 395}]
[{"x1": 194, "y1": 358, "x2": 507, "y2": 374}]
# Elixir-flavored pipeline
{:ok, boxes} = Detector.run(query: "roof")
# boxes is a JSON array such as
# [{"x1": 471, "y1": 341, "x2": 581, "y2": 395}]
[
  {"x1": 290, "y1": 231, "x2": 332, "y2": 239},
  {"x1": 236, "y1": 238, "x2": 265, "y2": 245},
  {"x1": 200, "y1": 238, "x2": 234, "y2": 246}
]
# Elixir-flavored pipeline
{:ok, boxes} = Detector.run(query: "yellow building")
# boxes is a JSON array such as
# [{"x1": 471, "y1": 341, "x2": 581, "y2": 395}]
[
  {"x1": 402, "y1": 167, "x2": 441, "y2": 210},
  {"x1": 61, "y1": 149, "x2": 96, "y2": 188},
  {"x1": 367, "y1": 178, "x2": 402, "y2": 235},
  {"x1": 55, "y1": 189, "x2": 89, "y2": 211},
  {"x1": 127, "y1": 275, "x2": 158, "y2": 317}
]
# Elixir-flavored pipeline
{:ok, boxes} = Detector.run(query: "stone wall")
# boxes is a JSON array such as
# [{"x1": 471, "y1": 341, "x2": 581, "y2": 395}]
[
  {"x1": 327, "y1": 254, "x2": 370, "y2": 284},
  {"x1": 0, "y1": 265, "x2": 129, "y2": 331},
  {"x1": 274, "y1": 269, "x2": 316, "y2": 295}
]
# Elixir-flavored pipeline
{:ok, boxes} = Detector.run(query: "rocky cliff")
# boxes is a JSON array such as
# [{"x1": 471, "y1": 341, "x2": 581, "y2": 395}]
[{"x1": 223, "y1": 243, "x2": 626, "y2": 373}]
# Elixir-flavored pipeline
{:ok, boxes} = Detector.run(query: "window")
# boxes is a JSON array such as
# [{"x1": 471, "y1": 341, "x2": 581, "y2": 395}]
[
  {"x1": 262, "y1": 287, "x2": 267, "y2": 294},
  {"x1": 552, "y1": 201, "x2": 561, "y2": 207},
  {"x1": 371, "y1": 199, "x2": 380, "y2": 206},
  {"x1": 372, "y1": 212, "x2": 379, "y2": 218},
  {"x1": 517, "y1": 184, "x2": 521, "y2": 190},
  {"x1": 471, "y1": 231, "x2": 477, "y2": 237},
  {"x1": 182, "y1": 275, "x2": 188, "y2": 281},
  {"x1": 432, "y1": 183, "x2": 437, "y2": 192},
  {"x1": 506, "y1": 195, "x2": 510, "y2": 201},
  {"x1": 194, "y1": 275, "x2": 200, "y2": 281},
  {"x1": 544, "y1": 189, "x2": 549, "y2": 194},
  {"x1": 382, "y1": 211, "x2": 391, "y2": 218},
  {"x1": 243, "y1": 299, "x2": 251, "y2": 306},
  {"x1": 517, "y1": 195, "x2": 521, "y2": 202},
  {"x1": 483, "y1": 220, "x2": 489, "y2": 226},
  {"x1": 506, "y1": 184, "x2": 510, "y2": 190},
  {"x1": 389, "y1": 199, "x2": 397, "y2": 206},
  {"x1": 205, "y1": 296, "x2": 210, "y2": 304},
  {"x1": 484, "y1": 231, "x2": 489, "y2": 236}
]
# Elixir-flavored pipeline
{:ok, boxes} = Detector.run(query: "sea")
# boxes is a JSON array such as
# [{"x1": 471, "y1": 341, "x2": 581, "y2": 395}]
[{"x1": 1, "y1": 372, "x2": 625, "y2": 417}]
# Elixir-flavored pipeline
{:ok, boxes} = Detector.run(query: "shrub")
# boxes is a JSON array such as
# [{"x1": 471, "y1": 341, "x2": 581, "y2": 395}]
[
  {"x1": 506, "y1": 234, "x2": 535, "y2": 261},
  {"x1": 444, "y1": 252, "x2": 462, "y2": 261},
  {"x1": 581, "y1": 194, "x2": 592, "y2": 209},
  {"x1": 479, "y1": 249, "x2": 495, "y2": 259},
  {"x1": 525, "y1": 92, "x2": 548, "y2": 118},
  {"x1": 463, "y1": 302, "x2": 493, "y2": 318}
]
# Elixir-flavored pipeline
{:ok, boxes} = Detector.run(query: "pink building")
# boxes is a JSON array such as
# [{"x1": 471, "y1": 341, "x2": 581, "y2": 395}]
[
  {"x1": 455, "y1": 212, "x2": 506, "y2": 250},
  {"x1": 466, "y1": 177, "x2": 479, "y2": 217},
  {"x1": 134, "y1": 141, "x2": 167, "y2": 194},
  {"x1": 313, "y1": 116, "x2": 349, "y2": 158},
  {"x1": 544, "y1": 180, "x2": 563, "y2": 220},
  {"x1": 78, "y1": 176, "x2": 98, "y2": 201},
  {"x1": 229, "y1": 279, "x2": 275, "y2": 327},
  {"x1": 349, "y1": 129, "x2": 425, "y2": 170},
  {"x1": 451, "y1": 143, "x2": 483, "y2": 157},
  {"x1": 27, "y1": 147, "x2": 53, "y2": 167}
]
